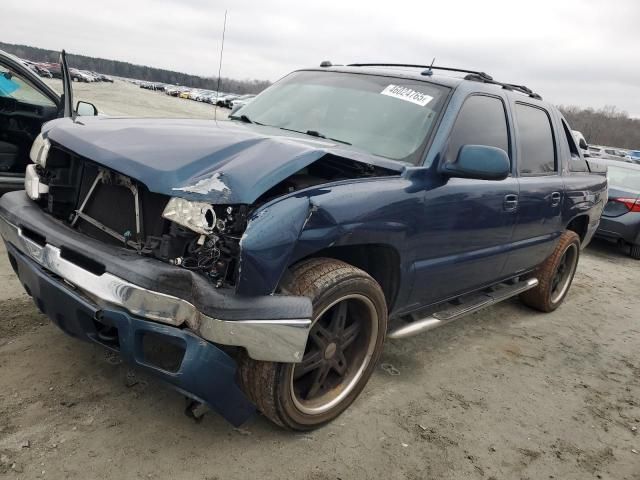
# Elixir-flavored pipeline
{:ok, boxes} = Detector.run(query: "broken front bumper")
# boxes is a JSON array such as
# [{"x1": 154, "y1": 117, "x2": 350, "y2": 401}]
[
  {"x1": 0, "y1": 191, "x2": 314, "y2": 425},
  {"x1": 6, "y1": 242, "x2": 254, "y2": 426},
  {"x1": 0, "y1": 192, "x2": 312, "y2": 364}
]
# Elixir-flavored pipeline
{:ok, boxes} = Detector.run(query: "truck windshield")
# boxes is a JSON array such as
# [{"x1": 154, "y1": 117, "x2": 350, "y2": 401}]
[{"x1": 232, "y1": 70, "x2": 449, "y2": 163}]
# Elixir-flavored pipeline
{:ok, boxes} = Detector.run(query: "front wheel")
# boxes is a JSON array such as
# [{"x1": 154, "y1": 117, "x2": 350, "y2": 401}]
[
  {"x1": 237, "y1": 258, "x2": 388, "y2": 430},
  {"x1": 520, "y1": 230, "x2": 581, "y2": 312}
]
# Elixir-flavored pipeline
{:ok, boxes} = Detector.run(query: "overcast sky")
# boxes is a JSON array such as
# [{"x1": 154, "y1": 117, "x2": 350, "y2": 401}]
[{"x1": 5, "y1": 0, "x2": 640, "y2": 116}]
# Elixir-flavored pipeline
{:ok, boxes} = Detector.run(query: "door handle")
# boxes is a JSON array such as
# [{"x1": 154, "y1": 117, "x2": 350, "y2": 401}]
[
  {"x1": 503, "y1": 194, "x2": 518, "y2": 212},
  {"x1": 550, "y1": 191, "x2": 562, "y2": 207}
]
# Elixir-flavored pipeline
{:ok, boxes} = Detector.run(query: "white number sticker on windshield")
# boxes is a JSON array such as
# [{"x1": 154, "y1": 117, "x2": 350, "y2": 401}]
[{"x1": 380, "y1": 85, "x2": 433, "y2": 106}]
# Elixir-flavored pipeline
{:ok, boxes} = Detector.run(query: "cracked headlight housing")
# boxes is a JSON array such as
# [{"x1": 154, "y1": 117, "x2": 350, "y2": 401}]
[
  {"x1": 29, "y1": 133, "x2": 51, "y2": 167},
  {"x1": 162, "y1": 197, "x2": 216, "y2": 235}
]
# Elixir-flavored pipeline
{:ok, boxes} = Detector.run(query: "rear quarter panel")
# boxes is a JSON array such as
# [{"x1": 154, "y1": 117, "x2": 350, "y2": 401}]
[{"x1": 552, "y1": 110, "x2": 608, "y2": 246}]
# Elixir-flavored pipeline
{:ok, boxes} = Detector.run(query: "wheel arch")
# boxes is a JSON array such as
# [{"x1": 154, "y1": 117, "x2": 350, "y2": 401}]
[
  {"x1": 295, "y1": 244, "x2": 402, "y2": 313},
  {"x1": 566, "y1": 214, "x2": 590, "y2": 242}
]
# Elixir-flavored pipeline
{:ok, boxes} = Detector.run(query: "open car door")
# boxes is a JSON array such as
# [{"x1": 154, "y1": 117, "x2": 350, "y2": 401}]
[
  {"x1": 0, "y1": 49, "x2": 62, "y2": 193},
  {"x1": 59, "y1": 50, "x2": 74, "y2": 118}
]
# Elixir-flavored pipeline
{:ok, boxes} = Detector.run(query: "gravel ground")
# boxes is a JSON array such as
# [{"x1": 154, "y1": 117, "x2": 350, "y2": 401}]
[{"x1": 0, "y1": 82, "x2": 639, "y2": 479}]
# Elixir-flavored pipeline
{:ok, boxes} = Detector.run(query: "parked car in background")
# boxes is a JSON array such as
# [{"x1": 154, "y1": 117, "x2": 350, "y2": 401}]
[
  {"x1": 21, "y1": 59, "x2": 53, "y2": 78},
  {"x1": 203, "y1": 92, "x2": 221, "y2": 104},
  {"x1": 216, "y1": 93, "x2": 239, "y2": 107},
  {"x1": 588, "y1": 146, "x2": 603, "y2": 157},
  {"x1": 605, "y1": 148, "x2": 625, "y2": 158},
  {"x1": 571, "y1": 130, "x2": 589, "y2": 157},
  {"x1": 594, "y1": 159, "x2": 640, "y2": 258},
  {"x1": 230, "y1": 94, "x2": 255, "y2": 110},
  {"x1": 69, "y1": 68, "x2": 93, "y2": 83},
  {"x1": 196, "y1": 90, "x2": 217, "y2": 102},
  {"x1": 1, "y1": 61, "x2": 607, "y2": 430},
  {"x1": 629, "y1": 150, "x2": 640, "y2": 163},
  {"x1": 166, "y1": 86, "x2": 189, "y2": 97},
  {"x1": 44, "y1": 62, "x2": 62, "y2": 79}
]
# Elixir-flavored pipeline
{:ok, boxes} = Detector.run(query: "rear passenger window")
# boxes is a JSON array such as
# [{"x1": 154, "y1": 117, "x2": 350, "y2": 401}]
[
  {"x1": 515, "y1": 103, "x2": 556, "y2": 175},
  {"x1": 447, "y1": 95, "x2": 510, "y2": 162}
]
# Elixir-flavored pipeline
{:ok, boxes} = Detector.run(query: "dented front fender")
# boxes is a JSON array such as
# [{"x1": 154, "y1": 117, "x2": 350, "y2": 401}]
[{"x1": 237, "y1": 195, "x2": 313, "y2": 296}]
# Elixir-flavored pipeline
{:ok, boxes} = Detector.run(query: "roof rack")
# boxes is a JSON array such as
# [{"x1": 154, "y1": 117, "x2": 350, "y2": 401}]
[
  {"x1": 347, "y1": 63, "x2": 493, "y2": 80},
  {"x1": 463, "y1": 73, "x2": 542, "y2": 100},
  {"x1": 345, "y1": 63, "x2": 542, "y2": 100}
]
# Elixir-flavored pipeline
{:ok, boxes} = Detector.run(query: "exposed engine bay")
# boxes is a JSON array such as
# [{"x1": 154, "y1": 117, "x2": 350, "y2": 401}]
[{"x1": 37, "y1": 147, "x2": 398, "y2": 288}]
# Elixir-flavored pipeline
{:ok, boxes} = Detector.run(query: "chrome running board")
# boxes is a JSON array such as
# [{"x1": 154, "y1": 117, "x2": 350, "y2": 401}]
[{"x1": 388, "y1": 278, "x2": 539, "y2": 339}]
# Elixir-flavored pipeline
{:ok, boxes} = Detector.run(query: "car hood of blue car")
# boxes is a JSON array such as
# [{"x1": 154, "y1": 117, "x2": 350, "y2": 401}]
[{"x1": 42, "y1": 117, "x2": 405, "y2": 204}]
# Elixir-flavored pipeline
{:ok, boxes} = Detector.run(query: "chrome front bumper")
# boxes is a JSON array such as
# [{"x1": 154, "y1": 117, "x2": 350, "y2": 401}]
[{"x1": 1, "y1": 216, "x2": 310, "y2": 363}]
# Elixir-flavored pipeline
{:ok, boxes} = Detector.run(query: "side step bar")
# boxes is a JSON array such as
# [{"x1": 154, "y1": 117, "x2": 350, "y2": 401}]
[{"x1": 388, "y1": 278, "x2": 539, "y2": 340}]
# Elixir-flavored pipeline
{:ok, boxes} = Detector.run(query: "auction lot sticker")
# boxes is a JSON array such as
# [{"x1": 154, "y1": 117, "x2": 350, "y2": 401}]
[{"x1": 381, "y1": 85, "x2": 433, "y2": 106}]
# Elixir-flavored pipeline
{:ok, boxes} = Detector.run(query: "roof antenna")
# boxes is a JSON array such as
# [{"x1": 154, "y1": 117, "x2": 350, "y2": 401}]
[
  {"x1": 214, "y1": 10, "x2": 228, "y2": 122},
  {"x1": 422, "y1": 58, "x2": 436, "y2": 76}
]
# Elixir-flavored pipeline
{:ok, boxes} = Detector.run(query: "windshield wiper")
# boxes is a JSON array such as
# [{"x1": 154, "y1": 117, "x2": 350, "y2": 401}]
[
  {"x1": 277, "y1": 127, "x2": 352, "y2": 145},
  {"x1": 229, "y1": 114, "x2": 257, "y2": 124},
  {"x1": 229, "y1": 119, "x2": 352, "y2": 146}
]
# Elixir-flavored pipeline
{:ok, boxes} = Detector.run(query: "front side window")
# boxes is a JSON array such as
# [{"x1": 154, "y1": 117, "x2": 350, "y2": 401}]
[
  {"x1": 0, "y1": 63, "x2": 55, "y2": 107},
  {"x1": 447, "y1": 94, "x2": 510, "y2": 162},
  {"x1": 233, "y1": 71, "x2": 449, "y2": 163},
  {"x1": 515, "y1": 103, "x2": 556, "y2": 175}
]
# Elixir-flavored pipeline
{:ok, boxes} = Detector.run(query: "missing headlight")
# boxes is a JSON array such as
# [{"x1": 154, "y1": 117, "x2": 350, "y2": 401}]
[{"x1": 152, "y1": 204, "x2": 249, "y2": 288}]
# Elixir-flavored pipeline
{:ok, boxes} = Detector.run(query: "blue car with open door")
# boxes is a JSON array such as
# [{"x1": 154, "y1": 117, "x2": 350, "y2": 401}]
[{"x1": 0, "y1": 50, "x2": 98, "y2": 194}]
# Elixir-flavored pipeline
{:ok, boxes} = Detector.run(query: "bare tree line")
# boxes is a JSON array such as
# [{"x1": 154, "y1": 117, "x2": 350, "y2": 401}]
[{"x1": 560, "y1": 105, "x2": 640, "y2": 150}]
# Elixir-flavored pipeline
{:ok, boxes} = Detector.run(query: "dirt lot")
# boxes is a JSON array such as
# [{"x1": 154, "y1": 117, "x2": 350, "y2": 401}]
[
  {"x1": 0, "y1": 81, "x2": 639, "y2": 479},
  {"x1": 42, "y1": 78, "x2": 229, "y2": 119}
]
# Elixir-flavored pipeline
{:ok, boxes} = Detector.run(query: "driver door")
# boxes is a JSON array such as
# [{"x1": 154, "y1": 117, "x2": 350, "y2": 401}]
[{"x1": 409, "y1": 93, "x2": 518, "y2": 306}]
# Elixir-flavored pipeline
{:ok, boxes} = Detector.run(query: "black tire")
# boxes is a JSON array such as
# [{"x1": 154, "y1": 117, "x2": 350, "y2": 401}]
[
  {"x1": 520, "y1": 230, "x2": 581, "y2": 312},
  {"x1": 630, "y1": 244, "x2": 640, "y2": 260},
  {"x1": 237, "y1": 258, "x2": 388, "y2": 430}
]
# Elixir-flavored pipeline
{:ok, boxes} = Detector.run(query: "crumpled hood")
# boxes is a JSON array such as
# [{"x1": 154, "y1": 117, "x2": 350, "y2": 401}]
[{"x1": 42, "y1": 117, "x2": 404, "y2": 204}]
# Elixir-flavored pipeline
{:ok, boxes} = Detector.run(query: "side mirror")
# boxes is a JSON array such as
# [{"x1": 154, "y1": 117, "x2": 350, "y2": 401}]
[
  {"x1": 578, "y1": 138, "x2": 588, "y2": 150},
  {"x1": 76, "y1": 101, "x2": 98, "y2": 116},
  {"x1": 440, "y1": 145, "x2": 510, "y2": 181}
]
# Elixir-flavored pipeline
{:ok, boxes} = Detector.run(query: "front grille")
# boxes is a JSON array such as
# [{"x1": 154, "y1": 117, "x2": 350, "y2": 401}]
[{"x1": 43, "y1": 144, "x2": 170, "y2": 249}]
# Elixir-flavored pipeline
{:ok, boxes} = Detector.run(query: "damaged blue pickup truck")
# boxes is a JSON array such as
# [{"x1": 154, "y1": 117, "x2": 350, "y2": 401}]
[{"x1": 0, "y1": 55, "x2": 607, "y2": 430}]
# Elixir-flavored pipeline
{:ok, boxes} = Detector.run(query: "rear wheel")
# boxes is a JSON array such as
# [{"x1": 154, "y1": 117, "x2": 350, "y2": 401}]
[
  {"x1": 237, "y1": 258, "x2": 387, "y2": 430},
  {"x1": 520, "y1": 230, "x2": 580, "y2": 312},
  {"x1": 630, "y1": 243, "x2": 640, "y2": 260}
]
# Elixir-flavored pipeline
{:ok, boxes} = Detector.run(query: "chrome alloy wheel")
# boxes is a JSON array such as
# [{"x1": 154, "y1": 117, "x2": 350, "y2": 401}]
[
  {"x1": 550, "y1": 243, "x2": 579, "y2": 304},
  {"x1": 290, "y1": 294, "x2": 378, "y2": 415}
]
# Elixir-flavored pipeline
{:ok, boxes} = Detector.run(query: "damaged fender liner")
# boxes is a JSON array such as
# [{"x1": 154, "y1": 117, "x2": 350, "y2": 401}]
[
  {"x1": 0, "y1": 192, "x2": 311, "y2": 322},
  {"x1": 6, "y1": 242, "x2": 254, "y2": 426}
]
